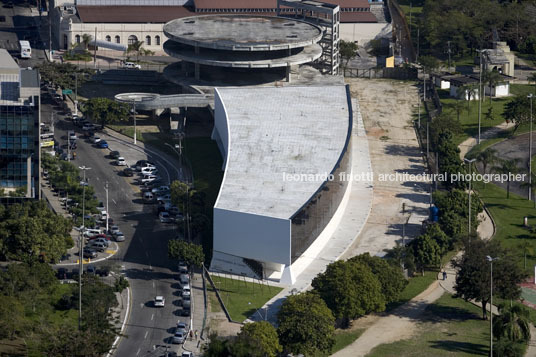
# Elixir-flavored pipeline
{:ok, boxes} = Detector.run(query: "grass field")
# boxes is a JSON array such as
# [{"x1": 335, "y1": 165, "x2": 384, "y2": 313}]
[
  {"x1": 387, "y1": 270, "x2": 437, "y2": 311},
  {"x1": 211, "y1": 276, "x2": 282, "y2": 322},
  {"x1": 314, "y1": 328, "x2": 366, "y2": 357},
  {"x1": 368, "y1": 293, "x2": 491, "y2": 357}
]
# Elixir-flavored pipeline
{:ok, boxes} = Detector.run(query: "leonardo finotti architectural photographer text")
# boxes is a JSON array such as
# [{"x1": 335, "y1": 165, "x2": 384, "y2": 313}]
[{"x1": 283, "y1": 172, "x2": 527, "y2": 184}]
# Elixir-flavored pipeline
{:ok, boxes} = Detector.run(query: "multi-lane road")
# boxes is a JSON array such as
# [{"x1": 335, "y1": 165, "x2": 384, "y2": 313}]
[{"x1": 42, "y1": 89, "x2": 190, "y2": 357}]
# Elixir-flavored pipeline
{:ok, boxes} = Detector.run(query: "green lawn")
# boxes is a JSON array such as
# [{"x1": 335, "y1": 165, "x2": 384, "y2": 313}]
[
  {"x1": 368, "y1": 293, "x2": 491, "y2": 357},
  {"x1": 211, "y1": 276, "x2": 282, "y2": 322},
  {"x1": 476, "y1": 181, "x2": 536, "y2": 275},
  {"x1": 314, "y1": 328, "x2": 366, "y2": 357},
  {"x1": 387, "y1": 270, "x2": 437, "y2": 311}
]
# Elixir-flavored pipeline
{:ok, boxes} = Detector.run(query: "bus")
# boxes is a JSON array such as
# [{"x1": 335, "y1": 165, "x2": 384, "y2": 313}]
[{"x1": 19, "y1": 40, "x2": 31, "y2": 59}]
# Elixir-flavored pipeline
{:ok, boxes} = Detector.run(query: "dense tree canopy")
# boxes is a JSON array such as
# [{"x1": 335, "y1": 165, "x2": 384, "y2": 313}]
[
  {"x1": 277, "y1": 292, "x2": 335, "y2": 356},
  {"x1": 312, "y1": 260, "x2": 385, "y2": 323},
  {"x1": 453, "y1": 239, "x2": 526, "y2": 319},
  {"x1": 36, "y1": 62, "x2": 93, "y2": 90},
  {"x1": 0, "y1": 201, "x2": 73, "y2": 263},
  {"x1": 81, "y1": 97, "x2": 130, "y2": 126},
  {"x1": 168, "y1": 239, "x2": 205, "y2": 267}
]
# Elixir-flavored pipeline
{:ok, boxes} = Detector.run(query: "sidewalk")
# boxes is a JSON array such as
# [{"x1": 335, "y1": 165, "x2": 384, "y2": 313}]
[
  {"x1": 107, "y1": 285, "x2": 131, "y2": 357},
  {"x1": 182, "y1": 271, "x2": 205, "y2": 355}
]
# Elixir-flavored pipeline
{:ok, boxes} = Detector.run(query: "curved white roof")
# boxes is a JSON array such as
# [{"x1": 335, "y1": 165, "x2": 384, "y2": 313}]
[{"x1": 214, "y1": 85, "x2": 351, "y2": 220}]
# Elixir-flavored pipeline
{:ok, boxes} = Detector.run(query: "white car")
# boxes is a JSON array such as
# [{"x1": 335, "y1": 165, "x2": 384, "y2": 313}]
[
  {"x1": 141, "y1": 175, "x2": 159, "y2": 184},
  {"x1": 138, "y1": 163, "x2": 156, "y2": 172},
  {"x1": 154, "y1": 296, "x2": 165, "y2": 307},
  {"x1": 176, "y1": 321, "x2": 188, "y2": 335},
  {"x1": 116, "y1": 157, "x2": 126, "y2": 166},
  {"x1": 82, "y1": 124, "x2": 95, "y2": 131},
  {"x1": 141, "y1": 167, "x2": 158, "y2": 175},
  {"x1": 68, "y1": 131, "x2": 77, "y2": 141},
  {"x1": 172, "y1": 329, "x2": 186, "y2": 344},
  {"x1": 91, "y1": 136, "x2": 101, "y2": 144},
  {"x1": 152, "y1": 185, "x2": 170, "y2": 194},
  {"x1": 159, "y1": 211, "x2": 172, "y2": 223},
  {"x1": 114, "y1": 232, "x2": 125, "y2": 242},
  {"x1": 123, "y1": 61, "x2": 141, "y2": 69}
]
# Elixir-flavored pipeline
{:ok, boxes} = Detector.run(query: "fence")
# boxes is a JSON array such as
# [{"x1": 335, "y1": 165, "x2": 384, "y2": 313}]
[
  {"x1": 343, "y1": 66, "x2": 418, "y2": 80},
  {"x1": 202, "y1": 265, "x2": 242, "y2": 324},
  {"x1": 71, "y1": 60, "x2": 168, "y2": 73},
  {"x1": 200, "y1": 265, "x2": 207, "y2": 340}
]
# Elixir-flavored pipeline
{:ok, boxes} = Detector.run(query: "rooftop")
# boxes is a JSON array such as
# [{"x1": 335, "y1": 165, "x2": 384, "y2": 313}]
[
  {"x1": 214, "y1": 85, "x2": 351, "y2": 219},
  {"x1": 76, "y1": 5, "x2": 194, "y2": 23},
  {"x1": 163, "y1": 15, "x2": 323, "y2": 51},
  {"x1": 193, "y1": 0, "x2": 370, "y2": 9},
  {"x1": 0, "y1": 49, "x2": 19, "y2": 74}
]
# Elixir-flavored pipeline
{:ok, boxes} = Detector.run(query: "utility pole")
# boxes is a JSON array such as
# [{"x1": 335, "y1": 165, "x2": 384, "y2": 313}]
[
  {"x1": 74, "y1": 72, "x2": 78, "y2": 116},
  {"x1": 417, "y1": 27, "x2": 420, "y2": 61},
  {"x1": 78, "y1": 165, "x2": 91, "y2": 331},
  {"x1": 105, "y1": 181, "x2": 109, "y2": 233},
  {"x1": 487, "y1": 256, "x2": 498, "y2": 357},
  {"x1": 133, "y1": 102, "x2": 137, "y2": 145},
  {"x1": 67, "y1": 133, "x2": 70, "y2": 162},
  {"x1": 464, "y1": 158, "x2": 476, "y2": 237},
  {"x1": 477, "y1": 49, "x2": 483, "y2": 144},
  {"x1": 93, "y1": 27, "x2": 97, "y2": 69},
  {"x1": 529, "y1": 94, "x2": 534, "y2": 200},
  {"x1": 48, "y1": 12, "x2": 52, "y2": 53},
  {"x1": 447, "y1": 41, "x2": 452, "y2": 70}
]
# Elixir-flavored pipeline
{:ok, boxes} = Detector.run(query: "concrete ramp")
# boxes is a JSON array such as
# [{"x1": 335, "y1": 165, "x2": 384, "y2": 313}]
[{"x1": 114, "y1": 92, "x2": 211, "y2": 110}]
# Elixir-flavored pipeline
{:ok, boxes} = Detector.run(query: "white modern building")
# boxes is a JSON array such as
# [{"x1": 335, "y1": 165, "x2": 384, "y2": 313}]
[{"x1": 210, "y1": 85, "x2": 353, "y2": 285}]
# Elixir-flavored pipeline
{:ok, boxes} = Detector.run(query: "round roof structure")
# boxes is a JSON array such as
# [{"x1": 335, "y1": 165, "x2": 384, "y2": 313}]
[{"x1": 163, "y1": 15, "x2": 323, "y2": 51}]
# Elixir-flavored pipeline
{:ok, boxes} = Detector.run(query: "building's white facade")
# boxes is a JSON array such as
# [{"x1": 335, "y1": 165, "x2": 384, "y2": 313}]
[{"x1": 210, "y1": 85, "x2": 353, "y2": 285}]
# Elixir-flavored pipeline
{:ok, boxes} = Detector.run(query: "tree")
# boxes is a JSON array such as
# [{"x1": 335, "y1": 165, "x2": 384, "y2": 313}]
[
  {"x1": 348, "y1": 253, "x2": 407, "y2": 304},
  {"x1": 476, "y1": 148, "x2": 498, "y2": 174},
  {"x1": 409, "y1": 233, "x2": 441, "y2": 275},
  {"x1": 483, "y1": 70, "x2": 502, "y2": 105},
  {"x1": 493, "y1": 304, "x2": 531, "y2": 343},
  {"x1": 340, "y1": 40, "x2": 358, "y2": 69},
  {"x1": 503, "y1": 95, "x2": 531, "y2": 133},
  {"x1": 424, "y1": 223, "x2": 450, "y2": 259},
  {"x1": 233, "y1": 321, "x2": 282, "y2": 357},
  {"x1": 484, "y1": 106, "x2": 494, "y2": 121},
  {"x1": 203, "y1": 334, "x2": 230, "y2": 357},
  {"x1": 517, "y1": 241, "x2": 534, "y2": 270},
  {"x1": 168, "y1": 239, "x2": 204, "y2": 267},
  {"x1": 81, "y1": 34, "x2": 92, "y2": 50},
  {"x1": 436, "y1": 130, "x2": 466, "y2": 190},
  {"x1": 419, "y1": 55, "x2": 439, "y2": 75},
  {"x1": 127, "y1": 40, "x2": 145, "y2": 62},
  {"x1": 312, "y1": 260, "x2": 385, "y2": 325},
  {"x1": 81, "y1": 98, "x2": 130, "y2": 126},
  {"x1": 277, "y1": 292, "x2": 335, "y2": 356},
  {"x1": 492, "y1": 158, "x2": 520, "y2": 198},
  {"x1": 434, "y1": 189, "x2": 482, "y2": 239},
  {"x1": 458, "y1": 84, "x2": 477, "y2": 102},
  {"x1": 448, "y1": 99, "x2": 468, "y2": 121},
  {"x1": 453, "y1": 239, "x2": 526, "y2": 319},
  {"x1": 383, "y1": 243, "x2": 416, "y2": 274},
  {"x1": 429, "y1": 113, "x2": 463, "y2": 149},
  {"x1": 170, "y1": 180, "x2": 192, "y2": 214},
  {"x1": 528, "y1": 72, "x2": 536, "y2": 94}
]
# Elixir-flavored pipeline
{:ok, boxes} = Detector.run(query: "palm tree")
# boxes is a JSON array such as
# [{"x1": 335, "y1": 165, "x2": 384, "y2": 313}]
[
  {"x1": 492, "y1": 158, "x2": 520, "y2": 198},
  {"x1": 81, "y1": 34, "x2": 92, "y2": 51},
  {"x1": 127, "y1": 40, "x2": 144, "y2": 62},
  {"x1": 449, "y1": 100, "x2": 468, "y2": 121},
  {"x1": 483, "y1": 70, "x2": 502, "y2": 106},
  {"x1": 517, "y1": 241, "x2": 533, "y2": 269},
  {"x1": 477, "y1": 148, "x2": 498, "y2": 174},
  {"x1": 493, "y1": 304, "x2": 531, "y2": 343},
  {"x1": 528, "y1": 72, "x2": 536, "y2": 95},
  {"x1": 520, "y1": 172, "x2": 536, "y2": 207}
]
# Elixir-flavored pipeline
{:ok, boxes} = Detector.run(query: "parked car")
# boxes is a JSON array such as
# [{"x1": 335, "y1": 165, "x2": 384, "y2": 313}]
[
  {"x1": 179, "y1": 273, "x2": 190, "y2": 284},
  {"x1": 83, "y1": 228, "x2": 101, "y2": 238},
  {"x1": 152, "y1": 185, "x2": 170, "y2": 195},
  {"x1": 156, "y1": 193, "x2": 171, "y2": 202},
  {"x1": 178, "y1": 263, "x2": 188, "y2": 274},
  {"x1": 109, "y1": 225, "x2": 120, "y2": 235},
  {"x1": 90, "y1": 136, "x2": 101, "y2": 144},
  {"x1": 56, "y1": 268, "x2": 68, "y2": 279},
  {"x1": 159, "y1": 211, "x2": 172, "y2": 223},
  {"x1": 116, "y1": 157, "x2": 126, "y2": 166},
  {"x1": 82, "y1": 123, "x2": 95, "y2": 131},
  {"x1": 110, "y1": 151, "x2": 121, "y2": 159},
  {"x1": 154, "y1": 296, "x2": 165, "y2": 307},
  {"x1": 123, "y1": 167, "x2": 135, "y2": 177},
  {"x1": 123, "y1": 61, "x2": 141, "y2": 69},
  {"x1": 83, "y1": 247, "x2": 98, "y2": 259},
  {"x1": 141, "y1": 175, "x2": 159, "y2": 184},
  {"x1": 172, "y1": 329, "x2": 186, "y2": 344},
  {"x1": 181, "y1": 307, "x2": 190, "y2": 317},
  {"x1": 141, "y1": 167, "x2": 158, "y2": 175},
  {"x1": 96, "y1": 266, "x2": 111, "y2": 277},
  {"x1": 176, "y1": 322, "x2": 188, "y2": 335},
  {"x1": 86, "y1": 265, "x2": 97, "y2": 275},
  {"x1": 97, "y1": 140, "x2": 108, "y2": 149},
  {"x1": 89, "y1": 241, "x2": 107, "y2": 252},
  {"x1": 96, "y1": 202, "x2": 105, "y2": 211},
  {"x1": 88, "y1": 237, "x2": 109, "y2": 247},
  {"x1": 181, "y1": 352, "x2": 193, "y2": 357},
  {"x1": 114, "y1": 232, "x2": 125, "y2": 242}
]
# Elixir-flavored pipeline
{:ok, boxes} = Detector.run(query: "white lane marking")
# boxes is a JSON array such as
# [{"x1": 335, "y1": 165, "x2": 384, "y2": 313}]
[
  {"x1": 140, "y1": 303, "x2": 144, "y2": 309},
  {"x1": 136, "y1": 348, "x2": 140, "y2": 356},
  {"x1": 152, "y1": 281, "x2": 155, "y2": 288},
  {"x1": 149, "y1": 265, "x2": 152, "y2": 270},
  {"x1": 144, "y1": 331, "x2": 148, "y2": 339},
  {"x1": 151, "y1": 313, "x2": 154, "y2": 321},
  {"x1": 112, "y1": 199, "x2": 117, "y2": 205},
  {"x1": 96, "y1": 176, "x2": 100, "y2": 181}
]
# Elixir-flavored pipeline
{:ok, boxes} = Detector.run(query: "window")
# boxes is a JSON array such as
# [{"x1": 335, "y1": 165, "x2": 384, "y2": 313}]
[
  {"x1": 155, "y1": 35, "x2": 160, "y2": 46},
  {"x1": 105, "y1": 35, "x2": 111, "y2": 42},
  {"x1": 115, "y1": 35, "x2": 120, "y2": 44},
  {"x1": 145, "y1": 35, "x2": 151, "y2": 46},
  {"x1": 75, "y1": 34, "x2": 80, "y2": 43},
  {"x1": 128, "y1": 35, "x2": 138, "y2": 45}
]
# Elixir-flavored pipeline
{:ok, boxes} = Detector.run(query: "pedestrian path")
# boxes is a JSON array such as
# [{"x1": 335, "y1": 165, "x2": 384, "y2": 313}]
[{"x1": 458, "y1": 121, "x2": 514, "y2": 159}]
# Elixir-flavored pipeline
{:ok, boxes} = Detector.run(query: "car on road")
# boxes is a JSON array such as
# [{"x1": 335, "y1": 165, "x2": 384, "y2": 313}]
[
  {"x1": 82, "y1": 247, "x2": 98, "y2": 259},
  {"x1": 123, "y1": 61, "x2": 141, "y2": 69},
  {"x1": 152, "y1": 185, "x2": 170, "y2": 195},
  {"x1": 154, "y1": 296, "x2": 165, "y2": 307},
  {"x1": 123, "y1": 167, "x2": 135, "y2": 177},
  {"x1": 156, "y1": 193, "x2": 171, "y2": 202},
  {"x1": 90, "y1": 136, "x2": 101, "y2": 144},
  {"x1": 68, "y1": 131, "x2": 77, "y2": 141},
  {"x1": 181, "y1": 352, "x2": 193, "y2": 357},
  {"x1": 159, "y1": 211, "x2": 172, "y2": 223},
  {"x1": 176, "y1": 321, "x2": 188, "y2": 334},
  {"x1": 114, "y1": 232, "x2": 125, "y2": 242},
  {"x1": 110, "y1": 151, "x2": 121, "y2": 159},
  {"x1": 109, "y1": 225, "x2": 120, "y2": 235},
  {"x1": 141, "y1": 166, "x2": 158, "y2": 175},
  {"x1": 97, "y1": 140, "x2": 109, "y2": 149},
  {"x1": 116, "y1": 157, "x2": 126, "y2": 166},
  {"x1": 97, "y1": 202, "x2": 105, "y2": 211},
  {"x1": 172, "y1": 329, "x2": 186, "y2": 344},
  {"x1": 178, "y1": 263, "x2": 188, "y2": 274},
  {"x1": 136, "y1": 161, "x2": 156, "y2": 171},
  {"x1": 141, "y1": 175, "x2": 159, "y2": 184},
  {"x1": 82, "y1": 123, "x2": 95, "y2": 131}
]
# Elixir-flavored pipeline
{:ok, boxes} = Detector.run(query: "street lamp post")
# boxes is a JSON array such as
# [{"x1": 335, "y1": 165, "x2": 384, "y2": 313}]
[
  {"x1": 477, "y1": 49, "x2": 484, "y2": 145},
  {"x1": 464, "y1": 158, "x2": 476, "y2": 237},
  {"x1": 78, "y1": 166, "x2": 91, "y2": 330},
  {"x1": 133, "y1": 102, "x2": 137, "y2": 145},
  {"x1": 105, "y1": 181, "x2": 109, "y2": 233},
  {"x1": 528, "y1": 94, "x2": 534, "y2": 201},
  {"x1": 487, "y1": 255, "x2": 498, "y2": 357}
]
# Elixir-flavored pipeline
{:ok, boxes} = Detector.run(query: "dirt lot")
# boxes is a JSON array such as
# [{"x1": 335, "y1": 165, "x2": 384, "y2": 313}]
[{"x1": 342, "y1": 78, "x2": 429, "y2": 258}]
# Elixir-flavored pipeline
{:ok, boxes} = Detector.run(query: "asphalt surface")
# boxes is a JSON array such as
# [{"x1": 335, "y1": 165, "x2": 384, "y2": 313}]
[{"x1": 41, "y1": 90, "x2": 191, "y2": 356}]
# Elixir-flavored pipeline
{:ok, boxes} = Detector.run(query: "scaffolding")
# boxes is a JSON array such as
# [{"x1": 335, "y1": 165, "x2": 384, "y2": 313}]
[{"x1": 277, "y1": 0, "x2": 340, "y2": 75}]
